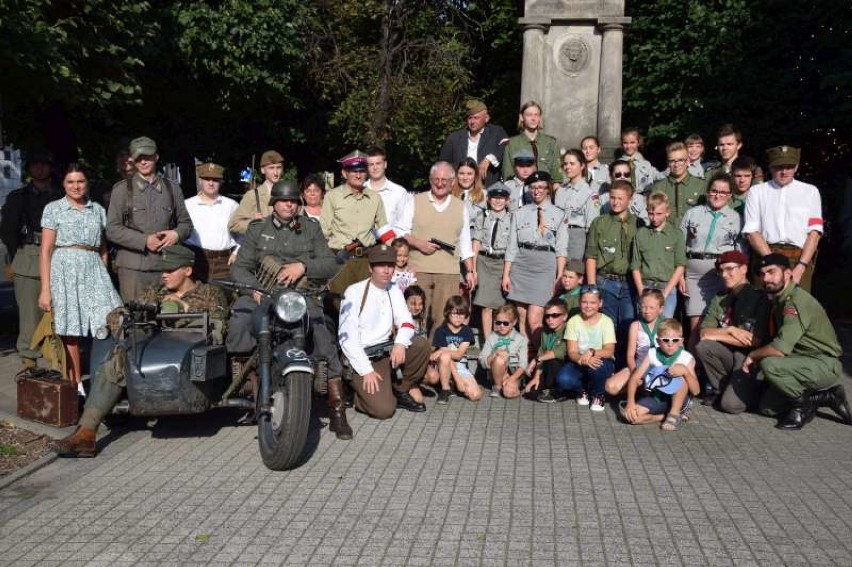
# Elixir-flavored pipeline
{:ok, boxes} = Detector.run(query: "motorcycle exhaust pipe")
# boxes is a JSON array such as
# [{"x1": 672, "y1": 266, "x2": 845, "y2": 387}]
[
  {"x1": 215, "y1": 399, "x2": 255, "y2": 409},
  {"x1": 257, "y1": 313, "x2": 272, "y2": 415}
]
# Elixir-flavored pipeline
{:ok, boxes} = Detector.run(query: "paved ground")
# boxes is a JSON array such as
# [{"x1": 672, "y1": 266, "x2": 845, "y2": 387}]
[{"x1": 2, "y1": 334, "x2": 852, "y2": 565}]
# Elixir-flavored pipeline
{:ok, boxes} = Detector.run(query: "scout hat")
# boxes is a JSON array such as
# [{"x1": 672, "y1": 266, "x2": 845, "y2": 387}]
[
  {"x1": 565, "y1": 258, "x2": 585, "y2": 275},
  {"x1": 338, "y1": 150, "x2": 368, "y2": 171},
  {"x1": 158, "y1": 244, "x2": 195, "y2": 271},
  {"x1": 196, "y1": 162, "x2": 224, "y2": 180},
  {"x1": 759, "y1": 253, "x2": 791, "y2": 270},
  {"x1": 525, "y1": 170, "x2": 552, "y2": 185},
  {"x1": 129, "y1": 136, "x2": 157, "y2": 160},
  {"x1": 260, "y1": 150, "x2": 284, "y2": 167},
  {"x1": 465, "y1": 99, "x2": 487, "y2": 117},
  {"x1": 715, "y1": 250, "x2": 749, "y2": 269},
  {"x1": 766, "y1": 145, "x2": 800, "y2": 168},
  {"x1": 486, "y1": 182, "x2": 511, "y2": 198},
  {"x1": 512, "y1": 148, "x2": 536, "y2": 166},
  {"x1": 367, "y1": 244, "x2": 397, "y2": 264},
  {"x1": 25, "y1": 147, "x2": 54, "y2": 165},
  {"x1": 269, "y1": 180, "x2": 301, "y2": 204}
]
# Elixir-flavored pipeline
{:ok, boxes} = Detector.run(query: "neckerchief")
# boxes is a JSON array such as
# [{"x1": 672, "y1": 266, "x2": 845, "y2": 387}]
[
  {"x1": 655, "y1": 347, "x2": 683, "y2": 367},
  {"x1": 640, "y1": 316, "x2": 664, "y2": 345}
]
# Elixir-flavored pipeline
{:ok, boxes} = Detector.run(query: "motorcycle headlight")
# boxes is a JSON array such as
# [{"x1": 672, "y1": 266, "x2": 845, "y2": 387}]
[
  {"x1": 275, "y1": 291, "x2": 307, "y2": 323},
  {"x1": 95, "y1": 326, "x2": 110, "y2": 340}
]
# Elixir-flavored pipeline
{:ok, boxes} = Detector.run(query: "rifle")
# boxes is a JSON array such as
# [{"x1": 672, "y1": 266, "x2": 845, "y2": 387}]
[{"x1": 251, "y1": 154, "x2": 260, "y2": 216}]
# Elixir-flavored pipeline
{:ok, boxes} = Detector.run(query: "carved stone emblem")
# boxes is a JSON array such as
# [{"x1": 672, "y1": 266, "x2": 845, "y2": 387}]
[{"x1": 557, "y1": 36, "x2": 590, "y2": 75}]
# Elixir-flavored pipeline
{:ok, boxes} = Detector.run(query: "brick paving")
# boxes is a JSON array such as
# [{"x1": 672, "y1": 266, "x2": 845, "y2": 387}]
[{"x1": 2, "y1": 338, "x2": 852, "y2": 565}]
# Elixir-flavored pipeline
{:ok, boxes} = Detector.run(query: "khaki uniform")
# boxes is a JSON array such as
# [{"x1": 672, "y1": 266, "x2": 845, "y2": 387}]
[
  {"x1": 650, "y1": 173, "x2": 706, "y2": 226},
  {"x1": 106, "y1": 174, "x2": 193, "y2": 301},
  {"x1": 229, "y1": 182, "x2": 273, "y2": 235},
  {"x1": 585, "y1": 212, "x2": 642, "y2": 277},
  {"x1": 501, "y1": 134, "x2": 564, "y2": 183},
  {"x1": 630, "y1": 222, "x2": 687, "y2": 284}
]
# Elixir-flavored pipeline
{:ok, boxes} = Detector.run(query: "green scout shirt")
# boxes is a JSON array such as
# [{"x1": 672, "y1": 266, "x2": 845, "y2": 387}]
[
  {"x1": 730, "y1": 191, "x2": 748, "y2": 216},
  {"x1": 630, "y1": 221, "x2": 686, "y2": 284},
  {"x1": 701, "y1": 283, "x2": 771, "y2": 346},
  {"x1": 650, "y1": 173, "x2": 706, "y2": 225},
  {"x1": 501, "y1": 133, "x2": 564, "y2": 183},
  {"x1": 537, "y1": 323, "x2": 567, "y2": 361},
  {"x1": 319, "y1": 185, "x2": 387, "y2": 250},
  {"x1": 769, "y1": 283, "x2": 842, "y2": 358},
  {"x1": 585, "y1": 212, "x2": 642, "y2": 276}
]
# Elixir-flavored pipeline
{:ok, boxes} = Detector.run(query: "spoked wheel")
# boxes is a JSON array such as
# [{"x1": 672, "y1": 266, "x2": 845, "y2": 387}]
[{"x1": 257, "y1": 370, "x2": 312, "y2": 470}]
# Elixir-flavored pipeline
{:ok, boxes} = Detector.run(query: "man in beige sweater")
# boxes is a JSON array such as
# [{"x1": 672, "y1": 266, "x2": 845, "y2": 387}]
[{"x1": 400, "y1": 161, "x2": 476, "y2": 333}]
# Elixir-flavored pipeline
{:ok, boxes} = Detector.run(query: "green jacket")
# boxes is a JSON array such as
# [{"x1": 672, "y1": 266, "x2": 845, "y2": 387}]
[
  {"x1": 701, "y1": 283, "x2": 771, "y2": 347},
  {"x1": 501, "y1": 133, "x2": 564, "y2": 183},
  {"x1": 650, "y1": 173, "x2": 706, "y2": 225},
  {"x1": 630, "y1": 222, "x2": 687, "y2": 283},
  {"x1": 585, "y1": 212, "x2": 642, "y2": 276},
  {"x1": 770, "y1": 283, "x2": 842, "y2": 358}
]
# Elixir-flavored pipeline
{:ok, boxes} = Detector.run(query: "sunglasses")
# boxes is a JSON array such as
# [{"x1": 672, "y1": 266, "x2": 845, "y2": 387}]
[
  {"x1": 580, "y1": 285, "x2": 600, "y2": 294},
  {"x1": 658, "y1": 337, "x2": 683, "y2": 344},
  {"x1": 494, "y1": 320, "x2": 513, "y2": 327},
  {"x1": 544, "y1": 312, "x2": 565, "y2": 319},
  {"x1": 612, "y1": 172, "x2": 630, "y2": 179}
]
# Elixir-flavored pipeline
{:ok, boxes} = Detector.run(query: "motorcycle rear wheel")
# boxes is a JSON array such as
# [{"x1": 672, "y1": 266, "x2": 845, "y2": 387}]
[{"x1": 257, "y1": 370, "x2": 311, "y2": 470}]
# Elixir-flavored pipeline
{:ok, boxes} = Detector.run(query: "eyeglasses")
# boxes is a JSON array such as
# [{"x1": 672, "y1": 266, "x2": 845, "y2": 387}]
[
  {"x1": 580, "y1": 285, "x2": 600, "y2": 294},
  {"x1": 708, "y1": 190, "x2": 731, "y2": 196},
  {"x1": 612, "y1": 172, "x2": 630, "y2": 179},
  {"x1": 494, "y1": 320, "x2": 512, "y2": 327},
  {"x1": 667, "y1": 158, "x2": 687, "y2": 165},
  {"x1": 544, "y1": 313, "x2": 565, "y2": 319},
  {"x1": 658, "y1": 337, "x2": 683, "y2": 344},
  {"x1": 717, "y1": 265, "x2": 741, "y2": 274}
]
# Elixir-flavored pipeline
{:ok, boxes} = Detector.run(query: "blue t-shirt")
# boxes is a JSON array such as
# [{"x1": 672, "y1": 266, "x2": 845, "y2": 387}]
[{"x1": 432, "y1": 324, "x2": 475, "y2": 351}]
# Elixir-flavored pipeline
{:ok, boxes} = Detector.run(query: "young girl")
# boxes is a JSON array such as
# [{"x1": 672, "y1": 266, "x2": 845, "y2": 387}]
[
  {"x1": 472, "y1": 183, "x2": 512, "y2": 335},
  {"x1": 619, "y1": 127, "x2": 661, "y2": 195},
  {"x1": 391, "y1": 238, "x2": 416, "y2": 292},
  {"x1": 451, "y1": 157, "x2": 487, "y2": 226},
  {"x1": 404, "y1": 285, "x2": 427, "y2": 338},
  {"x1": 479, "y1": 303, "x2": 528, "y2": 399},
  {"x1": 623, "y1": 318, "x2": 700, "y2": 431},
  {"x1": 581, "y1": 135, "x2": 610, "y2": 194},
  {"x1": 425, "y1": 296, "x2": 482, "y2": 404},
  {"x1": 606, "y1": 289, "x2": 665, "y2": 396},
  {"x1": 524, "y1": 300, "x2": 568, "y2": 403},
  {"x1": 557, "y1": 286, "x2": 616, "y2": 412}
]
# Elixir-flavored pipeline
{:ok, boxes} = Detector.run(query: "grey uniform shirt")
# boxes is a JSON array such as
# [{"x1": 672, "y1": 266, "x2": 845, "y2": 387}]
[
  {"x1": 472, "y1": 209, "x2": 512, "y2": 255},
  {"x1": 505, "y1": 202, "x2": 569, "y2": 262},
  {"x1": 680, "y1": 204, "x2": 742, "y2": 254},
  {"x1": 505, "y1": 178, "x2": 530, "y2": 212},
  {"x1": 554, "y1": 179, "x2": 599, "y2": 229},
  {"x1": 587, "y1": 163, "x2": 610, "y2": 194}
]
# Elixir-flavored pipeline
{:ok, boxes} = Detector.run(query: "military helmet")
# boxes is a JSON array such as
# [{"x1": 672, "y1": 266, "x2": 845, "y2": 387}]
[{"x1": 268, "y1": 180, "x2": 301, "y2": 205}]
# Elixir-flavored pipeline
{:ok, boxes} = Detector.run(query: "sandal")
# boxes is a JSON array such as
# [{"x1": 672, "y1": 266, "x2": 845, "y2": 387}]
[{"x1": 661, "y1": 413, "x2": 682, "y2": 431}]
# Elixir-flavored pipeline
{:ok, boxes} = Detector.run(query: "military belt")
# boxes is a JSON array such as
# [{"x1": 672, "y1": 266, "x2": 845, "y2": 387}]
[
  {"x1": 518, "y1": 243, "x2": 554, "y2": 252},
  {"x1": 481, "y1": 251, "x2": 505, "y2": 260},
  {"x1": 686, "y1": 252, "x2": 720, "y2": 260},
  {"x1": 599, "y1": 272, "x2": 627, "y2": 282},
  {"x1": 769, "y1": 243, "x2": 802, "y2": 259}
]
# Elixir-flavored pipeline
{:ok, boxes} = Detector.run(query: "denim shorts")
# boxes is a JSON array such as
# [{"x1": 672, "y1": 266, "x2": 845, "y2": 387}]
[{"x1": 637, "y1": 392, "x2": 693, "y2": 415}]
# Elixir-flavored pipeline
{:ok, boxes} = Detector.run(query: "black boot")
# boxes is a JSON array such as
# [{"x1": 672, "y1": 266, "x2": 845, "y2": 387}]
[
  {"x1": 808, "y1": 385, "x2": 852, "y2": 425},
  {"x1": 327, "y1": 378, "x2": 353, "y2": 440},
  {"x1": 776, "y1": 394, "x2": 816, "y2": 430}
]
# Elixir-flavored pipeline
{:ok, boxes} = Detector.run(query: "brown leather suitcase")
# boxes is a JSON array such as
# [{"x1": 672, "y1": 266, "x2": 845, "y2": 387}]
[{"x1": 16, "y1": 368, "x2": 79, "y2": 427}]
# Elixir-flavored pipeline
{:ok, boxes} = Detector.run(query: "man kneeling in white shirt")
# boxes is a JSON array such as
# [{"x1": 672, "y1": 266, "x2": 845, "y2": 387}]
[{"x1": 339, "y1": 244, "x2": 431, "y2": 420}]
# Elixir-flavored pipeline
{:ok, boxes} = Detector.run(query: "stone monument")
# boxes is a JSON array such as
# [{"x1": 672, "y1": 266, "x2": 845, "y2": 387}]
[{"x1": 519, "y1": 0, "x2": 630, "y2": 159}]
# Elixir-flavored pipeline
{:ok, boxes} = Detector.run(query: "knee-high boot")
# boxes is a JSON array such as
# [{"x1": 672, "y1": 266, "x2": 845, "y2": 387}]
[{"x1": 327, "y1": 378, "x2": 353, "y2": 440}]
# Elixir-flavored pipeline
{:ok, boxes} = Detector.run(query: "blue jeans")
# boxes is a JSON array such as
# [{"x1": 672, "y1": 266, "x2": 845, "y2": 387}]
[
  {"x1": 597, "y1": 276, "x2": 636, "y2": 366},
  {"x1": 556, "y1": 359, "x2": 615, "y2": 398}
]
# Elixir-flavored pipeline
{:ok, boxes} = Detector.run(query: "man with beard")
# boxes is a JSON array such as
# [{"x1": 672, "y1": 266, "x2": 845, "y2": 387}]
[{"x1": 742, "y1": 254, "x2": 850, "y2": 430}]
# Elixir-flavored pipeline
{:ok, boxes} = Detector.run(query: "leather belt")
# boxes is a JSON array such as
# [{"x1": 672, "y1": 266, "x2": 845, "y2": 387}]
[
  {"x1": 686, "y1": 252, "x2": 720, "y2": 260},
  {"x1": 519, "y1": 243, "x2": 553, "y2": 252},
  {"x1": 566, "y1": 225, "x2": 585, "y2": 230},
  {"x1": 481, "y1": 251, "x2": 505, "y2": 259},
  {"x1": 333, "y1": 246, "x2": 364, "y2": 258},
  {"x1": 59, "y1": 244, "x2": 99, "y2": 252},
  {"x1": 203, "y1": 249, "x2": 233, "y2": 259},
  {"x1": 769, "y1": 244, "x2": 802, "y2": 259},
  {"x1": 599, "y1": 272, "x2": 627, "y2": 282}
]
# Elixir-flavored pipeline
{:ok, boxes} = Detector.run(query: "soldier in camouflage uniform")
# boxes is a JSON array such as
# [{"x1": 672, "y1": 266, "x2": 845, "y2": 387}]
[{"x1": 53, "y1": 244, "x2": 228, "y2": 457}]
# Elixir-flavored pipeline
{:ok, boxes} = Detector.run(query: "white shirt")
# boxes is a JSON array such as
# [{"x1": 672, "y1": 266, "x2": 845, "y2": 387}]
[
  {"x1": 466, "y1": 127, "x2": 499, "y2": 165},
  {"x1": 339, "y1": 278, "x2": 416, "y2": 376},
  {"x1": 185, "y1": 194, "x2": 240, "y2": 250},
  {"x1": 365, "y1": 177, "x2": 410, "y2": 235},
  {"x1": 742, "y1": 179, "x2": 823, "y2": 248},
  {"x1": 398, "y1": 192, "x2": 474, "y2": 260}
]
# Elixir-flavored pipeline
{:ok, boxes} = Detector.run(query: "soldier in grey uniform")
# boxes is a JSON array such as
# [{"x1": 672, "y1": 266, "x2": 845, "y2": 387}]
[
  {"x1": 554, "y1": 149, "x2": 599, "y2": 261},
  {"x1": 504, "y1": 149, "x2": 537, "y2": 212},
  {"x1": 0, "y1": 148, "x2": 63, "y2": 372},
  {"x1": 106, "y1": 137, "x2": 193, "y2": 301},
  {"x1": 227, "y1": 181, "x2": 353, "y2": 439},
  {"x1": 472, "y1": 182, "x2": 513, "y2": 334}
]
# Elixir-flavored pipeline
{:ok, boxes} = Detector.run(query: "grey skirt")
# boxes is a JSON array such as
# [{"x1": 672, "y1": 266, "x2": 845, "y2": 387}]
[
  {"x1": 566, "y1": 227, "x2": 587, "y2": 262},
  {"x1": 685, "y1": 258, "x2": 725, "y2": 316},
  {"x1": 507, "y1": 248, "x2": 557, "y2": 307},
  {"x1": 473, "y1": 255, "x2": 507, "y2": 309}
]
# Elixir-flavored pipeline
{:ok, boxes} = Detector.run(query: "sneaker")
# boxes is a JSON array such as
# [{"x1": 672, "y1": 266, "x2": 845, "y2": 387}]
[
  {"x1": 489, "y1": 386, "x2": 501, "y2": 398},
  {"x1": 538, "y1": 389, "x2": 556, "y2": 403},
  {"x1": 577, "y1": 391, "x2": 590, "y2": 406},
  {"x1": 437, "y1": 389, "x2": 451, "y2": 405},
  {"x1": 590, "y1": 395, "x2": 606, "y2": 412}
]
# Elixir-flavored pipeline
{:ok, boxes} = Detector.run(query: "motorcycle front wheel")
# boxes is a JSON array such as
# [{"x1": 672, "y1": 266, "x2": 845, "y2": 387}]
[{"x1": 257, "y1": 370, "x2": 312, "y2": 470}]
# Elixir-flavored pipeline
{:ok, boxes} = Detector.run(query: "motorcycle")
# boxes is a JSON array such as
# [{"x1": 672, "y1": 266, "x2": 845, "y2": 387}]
[{"x1": 87, "y1": 280, "x2": 322, "y2": 471}]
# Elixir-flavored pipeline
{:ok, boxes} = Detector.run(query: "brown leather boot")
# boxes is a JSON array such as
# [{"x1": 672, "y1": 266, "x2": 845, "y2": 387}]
[
  {"x1": 53, "y1": 427, "x2": 97, "y2": 458},
  {"x1": 327, "y1": 378, "x2": 353, "y2": 440}
]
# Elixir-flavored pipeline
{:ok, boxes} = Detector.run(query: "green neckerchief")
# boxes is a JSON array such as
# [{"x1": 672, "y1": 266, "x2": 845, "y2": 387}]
[
  {"x1": 655, "y1": 346, "x2": 684, "y2": 367},
  {"x1": 640, "y1": 316, "x2": 664, "y2": 345},
  {"x1": 703, "y1": 207, "x2": 723, "y2": 252}
]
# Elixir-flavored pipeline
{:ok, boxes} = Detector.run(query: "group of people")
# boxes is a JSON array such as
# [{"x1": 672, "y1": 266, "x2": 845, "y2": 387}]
[{"x1": 2, "y1": 97, "x2": 848, "y2": 458}]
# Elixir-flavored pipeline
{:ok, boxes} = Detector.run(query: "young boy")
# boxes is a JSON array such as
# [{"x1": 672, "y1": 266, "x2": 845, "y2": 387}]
[
  {"x1": 630, "y1": 192, "x2": 686, "y2": 318},
  {"x1": 556, "y1": 258, "x2": 584, "y2": 318},
  {"x1": 524, "y1": 299, "x2": 569, "y2": 403},
  {"x1": 730, "y1": 155, "x2": 757, "y2": 215},
  {"x1": 623, "y1": 318, "x2": 700, "y2": 431},
  {"x1": 619, "y1": 127, "x2": 662, "y2": 195},
  {"x1": 425, "y1": 296, "x2": 482, "y2": 404},
  {"x1": 684, "y1": 133, "x2": 707, "y2": 178}
]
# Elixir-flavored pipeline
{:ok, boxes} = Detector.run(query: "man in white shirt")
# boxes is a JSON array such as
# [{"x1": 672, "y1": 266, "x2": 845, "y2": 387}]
[
  {"x1": 186, "y1": 162, "x2": 239, "y2": 280},
  {"x1": 438, "y1": 99, "x2": 508, "y2": 186},
  {"x1": 339, "y1": 244, "x2": 430, "y2": 420},
  {"x1": 363, "y1": 145, "x2": 410, "y2": 234},
  {"x1": 743, "y1": 145, "x2": 822, "y2": 291}
]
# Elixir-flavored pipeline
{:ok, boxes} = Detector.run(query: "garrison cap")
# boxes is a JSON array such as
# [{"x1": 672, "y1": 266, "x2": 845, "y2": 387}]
[
  {"x1": 715, "y1": 250, "x2": 749, "y2": 269},
  {"x1": 196, "y1": 162, "x2": 224, "y2": 180},
  {"x1": 766, "y1": 145, "x2": 800, "y2": 168},
  {"x1": 158, "y1": 244, "x2": 195, "y2": 271},
  {"x1": 26, "y1": 147, "x2": 54, "y2": 165},
  {"x1": 339, "y1": 150, "x2": 368, "y2": 171},
  {"x1": 759, "y1": 253, "x2": 791, "y2": 270},
  {"x1": 260, "y1": 150, "x2": 284, "y2": 168},
  {"x1": 512, "y1": 148, "x2": 536, "y2": 165},
  {"x1": 269, "y1": 180, "x2": 301, "y2": 204},
  {"x1": 486, "y1": 182, "x2": 511, "y2": 198},
  {"x1": 565, "y1": 258, "x2": 585, "y2": 275},
  {"x1": 465, "y1": 99, "x2": 487, "y2": 117},
  {"x1": 525, "y1": 170, "x2": 551, "y2": 185},
  {"x1": 367, "y1": 244, "x2": 397, "y2": 265},
  {"x1": 129, "y1": 137, "x2": 158, "y2": 160}
]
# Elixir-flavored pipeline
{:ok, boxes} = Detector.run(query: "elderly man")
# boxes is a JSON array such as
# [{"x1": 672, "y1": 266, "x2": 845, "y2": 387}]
[
  {"x1": 400, "y1": 161, "x2": 476, "y2": 333},
  {"x1": 743, "y1": 254, "x2": 850, "y2": 430},
  {"x1": 743, "y1": 145, "x2": 822, "y2": 291},
  {"x1": 694, "y1": 251, "x2": 770, "y2": 413},
  {"x1": 439, "y1": 99, "x2": 508, "y2": 186},
  {"x1": 106, "y1": 136, "x2": 193, "y2": 301},
  {"x1": 229, "y1": 150, "x2": 284, "y2": 235}
]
